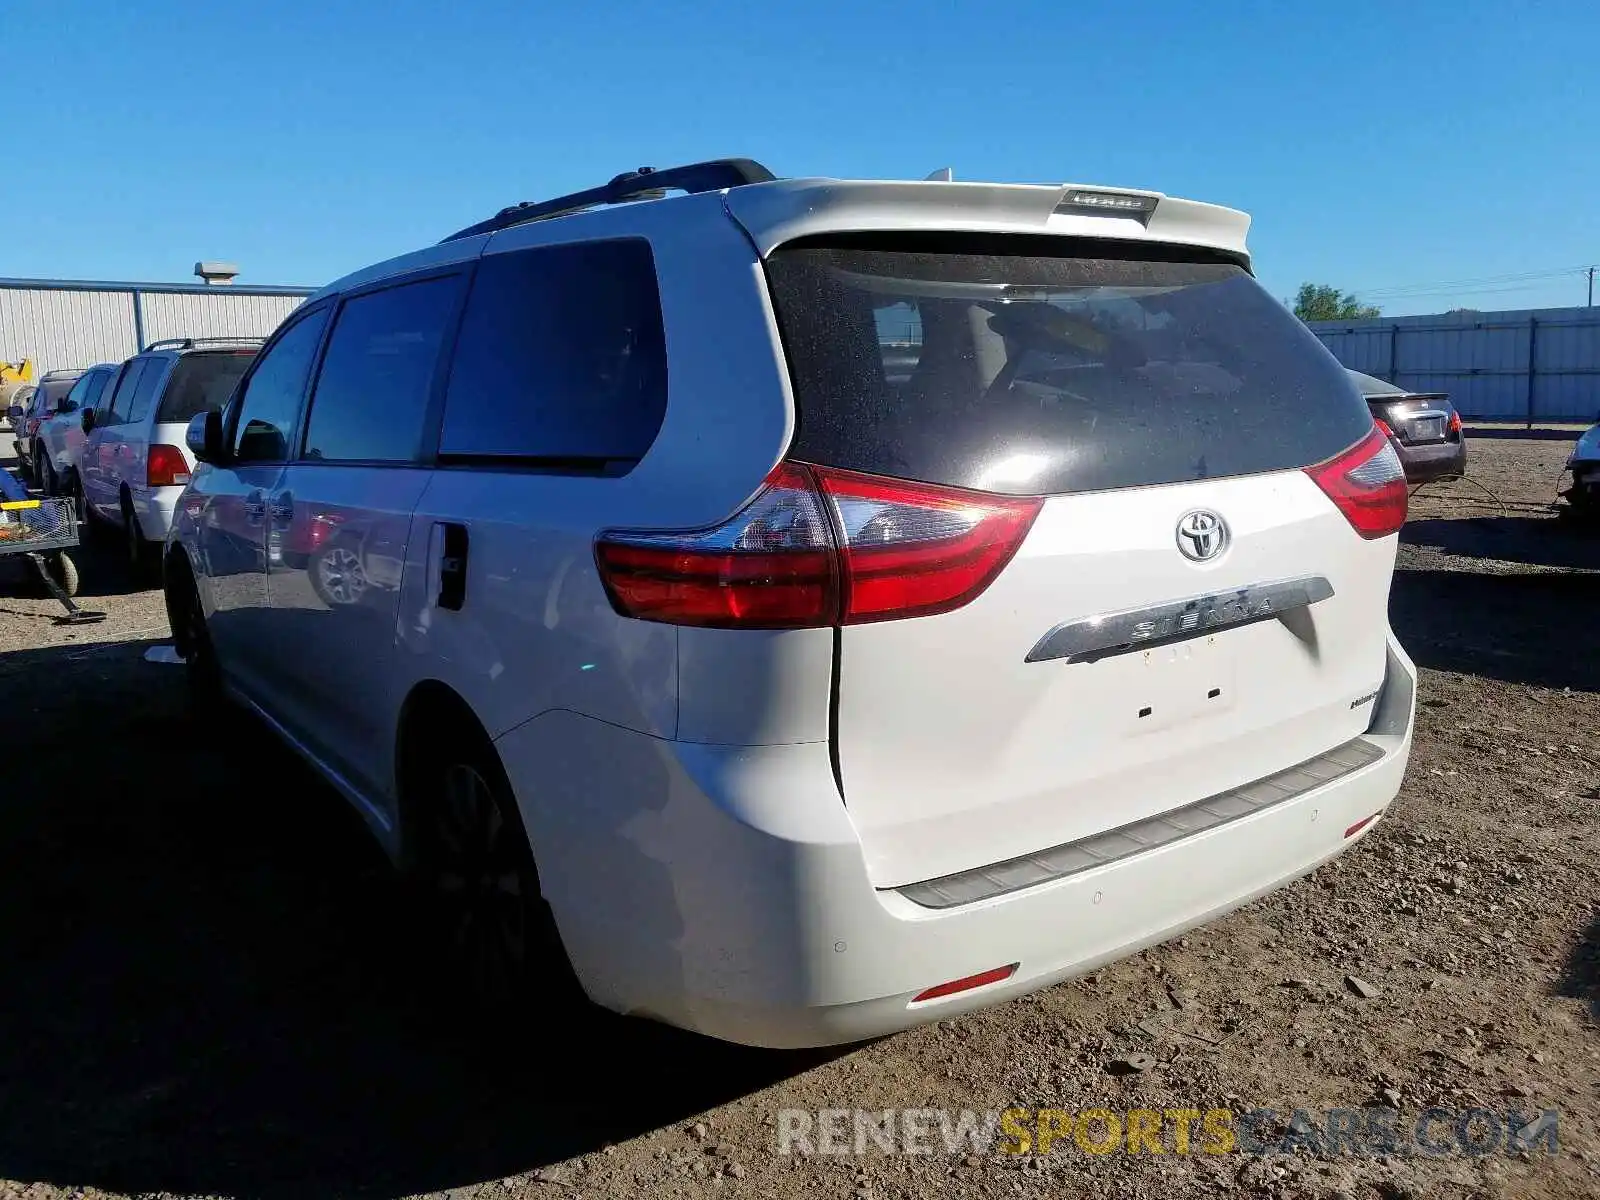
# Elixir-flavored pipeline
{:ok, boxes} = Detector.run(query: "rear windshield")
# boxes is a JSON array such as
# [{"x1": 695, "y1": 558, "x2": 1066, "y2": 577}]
[
  {"x1": 765, "y1": 238, "x2": 1374, "y2": 496},
  {"x1": 156, "y1": 350, "x2": 257, "y2": 424},
  {"x1": 38, "y1": 378, "x2": 79, "y2": 411}
]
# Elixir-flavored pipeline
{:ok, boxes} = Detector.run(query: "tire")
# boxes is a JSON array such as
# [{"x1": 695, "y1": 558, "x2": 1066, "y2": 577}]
[
  {"x1": 121, "y1": 495, "x2": 153, "y2": 581},
  {"x1": 44, "y1": 552, "x2": 79, "y2": 598},
  {"x1": 164, "y1": 555, "x2": 223, "y2": 713},
  {"x1": 39, "y1": 457, "x2": 57, "y2": 497},
  {"x1": 410, "y1": 723, "x2": 580, "y2": 1017}
]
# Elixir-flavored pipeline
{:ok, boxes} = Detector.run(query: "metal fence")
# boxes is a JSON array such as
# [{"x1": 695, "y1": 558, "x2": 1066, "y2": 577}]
[
  {"x1": 0, "y1": 277, "x2": 314, "y2": 376},
  {"x1": 1308, "y1": 305, "x2": 1600, "y2": 423}
]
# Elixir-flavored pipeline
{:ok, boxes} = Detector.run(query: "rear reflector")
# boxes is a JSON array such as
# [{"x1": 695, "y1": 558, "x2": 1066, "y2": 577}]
[
  {"x1": 1305, "y1": 425, "x2": 1407, "y2": 539},
  {"x1": 147, "y1": 443, "x2": 191, "y2": 488},
  {"x1": 911, "y1": 963, "x2": 1019, "y2": 1003},
  {"x1": 1344, "y1": 813, "x2": 1381, "y2": 839},
  {"x1": 595, "y1": 463, "x2": 1042, "y2": 629}
]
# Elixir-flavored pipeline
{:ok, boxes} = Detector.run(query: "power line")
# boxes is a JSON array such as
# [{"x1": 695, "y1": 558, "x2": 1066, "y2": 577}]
[{"x1": 1353, "y1": 265, "x2": 1591, "y2": 300}]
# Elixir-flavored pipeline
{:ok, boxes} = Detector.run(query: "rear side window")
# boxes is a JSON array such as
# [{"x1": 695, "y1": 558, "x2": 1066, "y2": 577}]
[
  {"x1": 81, "y1": 370, "x2": 111, "y2": 412},
  {"x1": 123, "y1": 359, "x2": 168, "y2": 424},
  {"x1": 765, "y1": 239, "x2": 1374, "y2": 496},
  {"x1": 157, "y1": 351, "x2": 256, "y2": 424},
  {"x1": 103, "y1": 362, "x2": 147, "y2": 425},
  {"x1": 61, "y1": 371, "x2": 100, "y2": 414},
  {"x1": 302, "y1": 275, "x2": 461, "y2": 463},
  {"x1": 440, "y1": 239, "x2": 667, "y2": 467}
]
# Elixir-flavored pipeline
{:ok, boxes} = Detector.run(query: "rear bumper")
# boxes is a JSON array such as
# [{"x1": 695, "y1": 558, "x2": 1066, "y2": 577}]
[
  {"x1": 131, "y1": 485, "x2": 183, "y2": 542},
  {"x1": 1396, "y1": 437, "x2": 1467, "y2": 483},
  {"x1": 497, "y1": 632, "x2": 1417, "y2": 1049}
]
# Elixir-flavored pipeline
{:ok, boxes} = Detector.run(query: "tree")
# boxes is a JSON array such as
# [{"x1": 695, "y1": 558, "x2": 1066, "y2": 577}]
[{"x1": 1292, "y1": 283, "x2": 1380, "y2": 322}]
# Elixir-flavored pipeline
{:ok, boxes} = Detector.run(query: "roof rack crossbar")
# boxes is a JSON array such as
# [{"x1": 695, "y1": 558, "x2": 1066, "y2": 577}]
[
  {"x1": 141, "y1": 336, "x2": 268, "y2": 352},
  {"x1": 442, "y1": 157, "x2": 777, "y2": 243}
]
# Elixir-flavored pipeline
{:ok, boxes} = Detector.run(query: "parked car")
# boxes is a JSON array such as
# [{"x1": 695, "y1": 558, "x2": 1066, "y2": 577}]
[
  {"x1": 1346, "y1": 370, "x2": 1467, "y2": 484},
  {"x1": 13, "y1": 370, "x2": 83, "y2": 483},
  {"x1": 164, "y1": 159, "x2": 1417, "y2": 1048},
  {"x1": 80, "y1": 338, "x2": 259, "y2": 572},
  {"x1": 5, "y1": 385, "x2": 34, "y2": 434},
  {"x1": 1558, "y1": 416, "x2": 1600, "y2": 526},
  {"x1": 34, "y1": 362, "x2": 119, "y2": 497}
]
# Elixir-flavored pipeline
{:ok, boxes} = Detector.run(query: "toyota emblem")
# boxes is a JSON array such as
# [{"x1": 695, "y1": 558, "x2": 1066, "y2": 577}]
[{"x1": 1176, "y1": 509, "x2": 1228, "y2": 562}]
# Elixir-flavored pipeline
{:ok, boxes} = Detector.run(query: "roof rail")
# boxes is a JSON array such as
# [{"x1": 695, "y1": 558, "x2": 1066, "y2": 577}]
[
  {"x1": 141, "y1": 336, "x2": 268, "y2": 353},
  {"x1": 441, "y1": 157, "x2": 777, "y2": 243}
]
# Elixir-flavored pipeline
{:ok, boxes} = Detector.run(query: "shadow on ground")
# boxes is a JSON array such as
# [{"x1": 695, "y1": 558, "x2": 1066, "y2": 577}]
[
  {"x1": 0, "y1": 640, "x2": 835, "y2": 1199},
  {"x1": 1391, "y1": 563, "x2": 1600, "y2": 693},
  {"x1": 1462, "y1": 425, "x2": 1589, "y2": 443},
  {"x1": 1557, "y1": 913, "x2": 1600, "y2": 1021},
  {"x1": 1401, "y1": 515, "x2": 1600, "y2": 574}
]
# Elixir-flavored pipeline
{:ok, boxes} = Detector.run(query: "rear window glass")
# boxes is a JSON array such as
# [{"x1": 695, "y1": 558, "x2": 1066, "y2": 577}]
[
  {"x1": 439, "y1": 238, "x2": 668, "y2": 467},
  {"x1": 157, "y1": 351, "x2": 257, "y2": 424},
  {"x1": 38, "y1": 378, "x2": 78, "y2": 411},
  {"x1": 765, "y1": 239, "x2": 1374, "y2": 496}
]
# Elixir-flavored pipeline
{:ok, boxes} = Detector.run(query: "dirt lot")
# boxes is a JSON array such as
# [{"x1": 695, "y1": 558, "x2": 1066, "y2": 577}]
[{"x1": 0, "y1": 430, "x2": 1595, "y2": 1200}]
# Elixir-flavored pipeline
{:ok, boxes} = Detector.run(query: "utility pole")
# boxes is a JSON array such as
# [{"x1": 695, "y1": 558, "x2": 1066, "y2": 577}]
[{"x1": 1589, "y1": 265, "x2": 1595, "y2": 307}]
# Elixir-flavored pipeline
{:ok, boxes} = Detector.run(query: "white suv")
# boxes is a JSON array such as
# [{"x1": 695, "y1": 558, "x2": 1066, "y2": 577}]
[
  {"x1": 81, "y1": 339, "x2": 259, "y2": 572},
  {"x1": 165, "y1": 159, "x2": 1417, "y2": 1048}
]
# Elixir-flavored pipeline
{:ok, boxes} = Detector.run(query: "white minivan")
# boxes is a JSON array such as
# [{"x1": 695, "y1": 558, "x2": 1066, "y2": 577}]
[
  {"x1": 165, "y1": 160, "x2": 1416, "y2": 1048},
  {"x1": 81, "y1": 339, "x2": 258, "y2": 572}
]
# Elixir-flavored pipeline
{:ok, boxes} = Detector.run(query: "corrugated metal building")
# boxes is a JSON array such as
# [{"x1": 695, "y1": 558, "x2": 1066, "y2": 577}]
[
  {"x1": 1308, "y1": 305, "x2": 1600, "y2": 422},
  {"x1": 0, "y1": 276, "x2": 314, "y2": 377}
]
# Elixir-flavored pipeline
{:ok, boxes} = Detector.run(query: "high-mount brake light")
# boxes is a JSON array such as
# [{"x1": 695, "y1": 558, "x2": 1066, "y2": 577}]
[
  {"x1": 1058, "y1": 189, "x2": 1156, "y2": 213},
  {"x1": 1305, "y1": 426, "x2": 1408, "y2": 539},
  {"x1": 594, "y1": 464, "x2": 1043, "y2": 629}
]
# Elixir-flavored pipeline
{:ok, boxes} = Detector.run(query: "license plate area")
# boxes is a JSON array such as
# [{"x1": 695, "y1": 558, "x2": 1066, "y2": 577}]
[
  {"x1": 1108, "y1": 634, "x2": 1240, "y2": 735},
  {"x1": 1408, "y1": 416, "x2": 1445, "y2": 441}
]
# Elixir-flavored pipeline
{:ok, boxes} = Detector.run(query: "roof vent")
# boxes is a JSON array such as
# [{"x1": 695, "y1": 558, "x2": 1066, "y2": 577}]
[{"x1": 194, "y1": 261, "x2": 240, "y2": 285}]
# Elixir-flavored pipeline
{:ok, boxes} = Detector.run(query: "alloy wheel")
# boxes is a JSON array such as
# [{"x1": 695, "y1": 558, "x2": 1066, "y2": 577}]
[
  {"x1": 317, "y1": 547, "x2": 367, "y2": 605},
  {"x1": 432, "y1": 762, "x2": 530, "y2": 1004}
]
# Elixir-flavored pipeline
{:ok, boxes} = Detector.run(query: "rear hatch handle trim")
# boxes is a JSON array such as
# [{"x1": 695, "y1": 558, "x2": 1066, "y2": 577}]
[{"x1": 1024, "y1": 575, "x2": 1335, "y2": 665}]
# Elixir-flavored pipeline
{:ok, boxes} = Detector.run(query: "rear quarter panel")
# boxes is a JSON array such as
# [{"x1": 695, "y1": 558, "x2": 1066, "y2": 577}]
[{"x1": 393, "y1": 195, "x2": 800, "y2": 748}]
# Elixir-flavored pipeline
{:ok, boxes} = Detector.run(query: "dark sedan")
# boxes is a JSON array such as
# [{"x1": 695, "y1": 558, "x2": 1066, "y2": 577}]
[{"x1": 1347, "y1": 370, "x2": 1467, "y2": 484}]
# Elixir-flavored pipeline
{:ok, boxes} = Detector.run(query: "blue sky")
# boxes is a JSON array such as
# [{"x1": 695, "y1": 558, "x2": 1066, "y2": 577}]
[{"x1": 6, "y1": 0, "x2": 1597, "y2": 315}]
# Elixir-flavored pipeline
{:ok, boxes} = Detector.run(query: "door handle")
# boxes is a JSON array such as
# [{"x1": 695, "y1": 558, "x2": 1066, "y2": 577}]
[{"x1": 438, "y1": 522, "x2": 469, "y2": 611}]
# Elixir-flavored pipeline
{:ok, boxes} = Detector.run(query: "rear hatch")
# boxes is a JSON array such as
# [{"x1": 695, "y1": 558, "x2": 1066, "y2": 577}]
[
  {"x1": 763, "y1": 236, "x2": 1404, "y2": 888},
  {"x1": 152, "y1": 350, "x2": 256, "y2": 477},
  {"x1": 1374, "y1": 395, "x2": 1454, "y2": 446}
]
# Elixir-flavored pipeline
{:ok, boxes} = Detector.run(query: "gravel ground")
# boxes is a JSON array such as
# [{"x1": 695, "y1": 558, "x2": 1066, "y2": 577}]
[{"x1": 0, "y1": 429, "x2": 1595, "y2": 1200}]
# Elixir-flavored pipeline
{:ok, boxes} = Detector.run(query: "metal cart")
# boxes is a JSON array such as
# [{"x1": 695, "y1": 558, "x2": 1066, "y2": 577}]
[{"x1": 0, "y1": 495, "x2": 106, "y2": 624}]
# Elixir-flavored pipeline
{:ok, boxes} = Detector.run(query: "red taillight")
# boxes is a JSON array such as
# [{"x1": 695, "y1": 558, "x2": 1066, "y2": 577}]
[
  {"x1": 594, "y1": 462, "x2": 1042, "y2": 629},
  {"x1": 1305, "y1": 426, "x2": 1407, "y2": 539},
  {"x1": 147, "y1": 443, "x2": 191, "y2": 488},
  {"x1": 1448, "y1": 410, "x2": 1462, "y2": 435},
  {"x1": 1373, "y1": 417, "x2": 1395, "y2": 439},
  {"x1": 912, "y1": 963, "x2": 1018, "y2": 1003}
]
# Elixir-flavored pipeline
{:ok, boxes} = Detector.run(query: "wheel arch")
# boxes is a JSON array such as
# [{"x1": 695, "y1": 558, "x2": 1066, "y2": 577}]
[{"x1": 393, "y1": 679, "x2": 508, "y2": 875}]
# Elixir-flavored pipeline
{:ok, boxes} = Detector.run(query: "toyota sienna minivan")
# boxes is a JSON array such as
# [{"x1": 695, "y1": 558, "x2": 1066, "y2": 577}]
[{"x1": 164, "y1": 159, "x2": 1417, "y2": 1048}]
